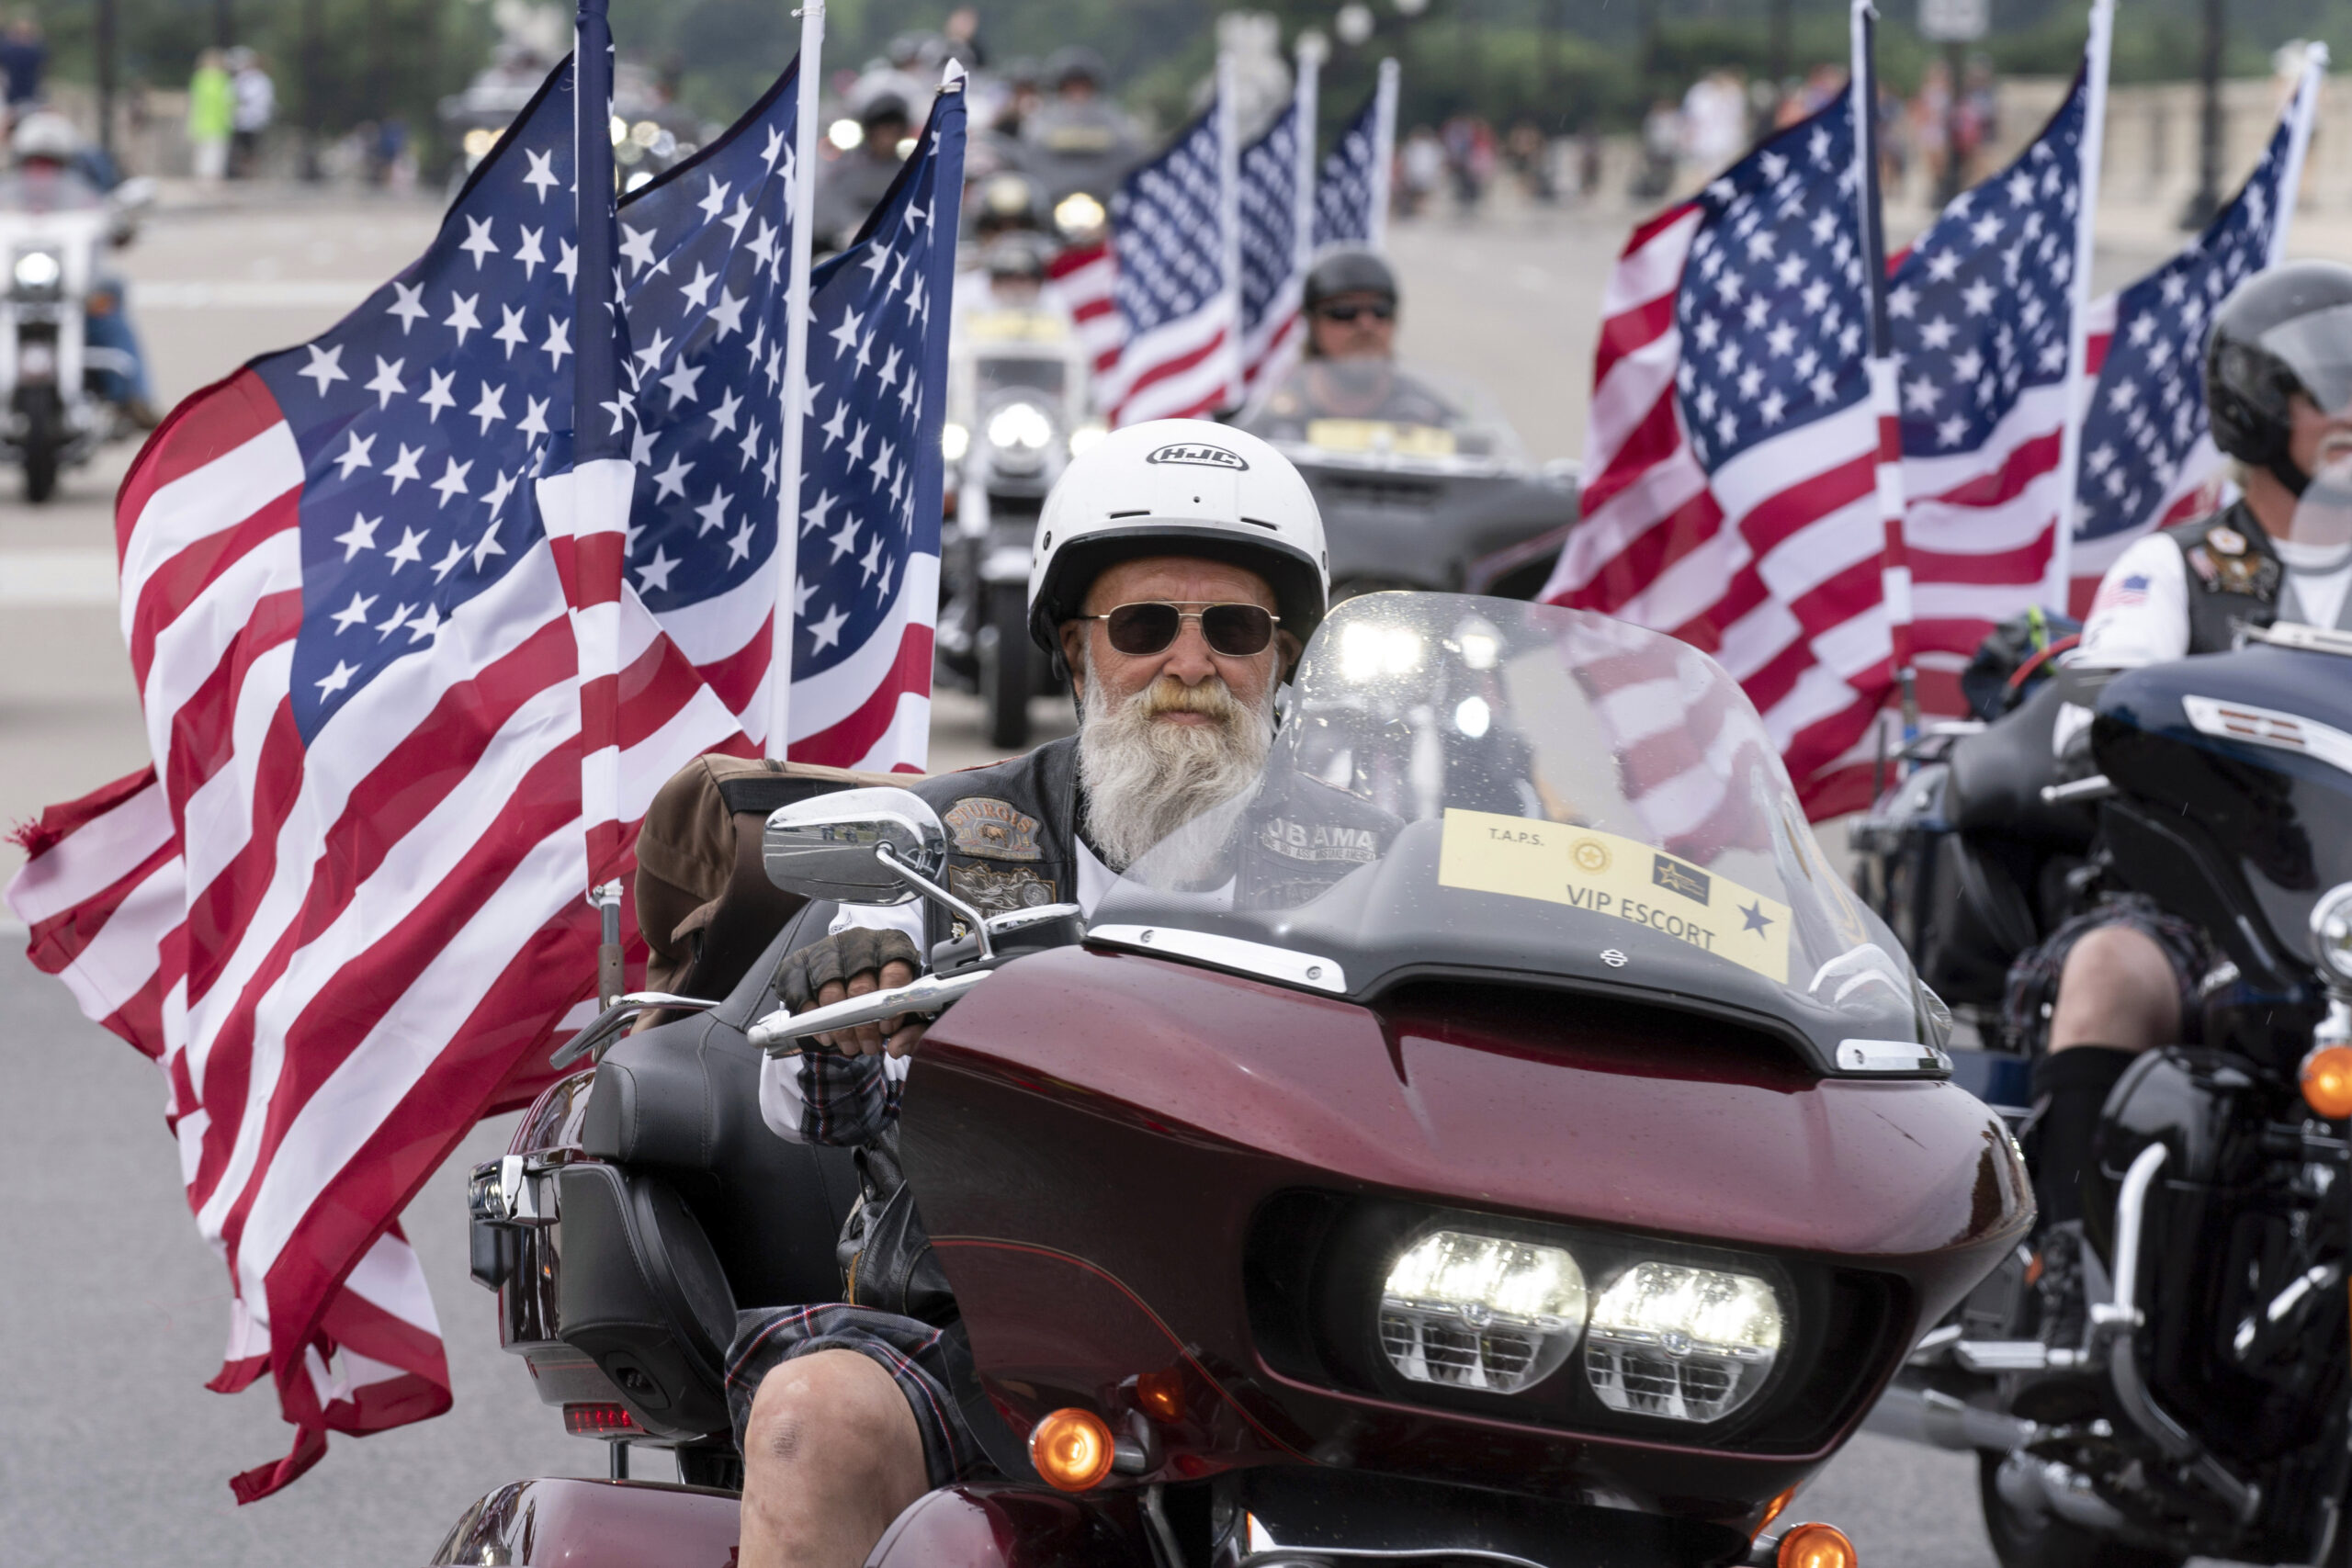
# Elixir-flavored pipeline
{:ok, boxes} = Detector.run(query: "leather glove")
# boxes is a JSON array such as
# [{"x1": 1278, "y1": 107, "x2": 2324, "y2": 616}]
[{"x1": 775, "y1": 927, "x2": 925, "y2": 1057}]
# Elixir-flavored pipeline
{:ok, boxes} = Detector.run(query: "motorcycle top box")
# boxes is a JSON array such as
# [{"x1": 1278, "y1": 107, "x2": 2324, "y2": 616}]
[{"x1": 440, "y1": 593, "x2": 2026, "y2": 1568}]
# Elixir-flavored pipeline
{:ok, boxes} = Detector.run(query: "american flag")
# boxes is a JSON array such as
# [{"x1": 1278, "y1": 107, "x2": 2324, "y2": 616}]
[
  {"x1": 1101, "y1": 79, "x2": 1239, "y2": 424},
  {"x1": 3, "y1": 56, "x2": 961, "y2": 1495},
  {"x1": 2068, "y1": 50, "x2": 2324, "y2": 610},
  {"x1": 1237, "y1": 89, "x2": 1309, "y2": 396},
  {"x1": 1539, "y1": 93, "x2": 1895, "y2": 819},
  {"x1": 1889, "y1": 60, "x2": 2098, "y2": 715},
  {"x1": 775, "y1": 89, "x2": 965, "y2": 767},
  {"x1": 1311, "y1": 61, "x2": 1396, "y2": 250},
  {"x1": 1047, "y1": 236, "x2": 1122, "y2": 386}
]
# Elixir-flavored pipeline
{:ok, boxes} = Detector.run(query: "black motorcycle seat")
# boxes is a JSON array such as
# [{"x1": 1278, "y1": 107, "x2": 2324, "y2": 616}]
[
  {"x1": 585, "y1": 903, "x2": 862, "y2": 1313},
  {"x1": 1945, "y1": 681, "x2": 2098, "y2": 851}
]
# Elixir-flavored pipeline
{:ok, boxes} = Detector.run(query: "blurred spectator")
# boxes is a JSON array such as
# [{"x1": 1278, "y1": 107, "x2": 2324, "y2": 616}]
[
  {"x1": 942, "y1": 6, "x2": 984, "y2": 70},
  {"x1": 1504, "y1": 120, "x2": 1555, "y2": 203},
  {"x1": 0, "y1": 11, "x2": 44, "y2": 122},
  {"x1": 1397, "y1": 123, "x2": 1442, "y2": 218},
  {"x1": 1680, "y1": 68, "x2": 1747, "y2": 171},
  {"x1": 1441, "y1": 115, "x2": 1494, "y2": 214},
  {"x1": 1911, "y1": 58, "x2": 1952, "y2": 199},
  {"x1": 228, "y1": 47, "x2": 273, "y2": 178},
  {"x1": 1877, "y1": 81, "x2": 1911, "y2": 193},
  {"x1": 187, "y1": 49, "x2": 232, "y2": 188},
  {"x1": 1775, "y1": 62, "x2": 1842, "y2": 130},
  {"x1": 1957, "y1": 56, "x2": 1997, "y2": 181},
  {"x1": 1632, "y1": 97, "x2": 1680, "y2": 201}
]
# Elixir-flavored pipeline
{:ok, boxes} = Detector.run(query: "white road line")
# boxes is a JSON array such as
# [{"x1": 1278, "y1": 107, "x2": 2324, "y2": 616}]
[
  {"x1": 130, "y1": 280, "x2": 377, "y2": 310},
  {"x1": 0, "y1": 547, "x2": 119, "y2": 605}
]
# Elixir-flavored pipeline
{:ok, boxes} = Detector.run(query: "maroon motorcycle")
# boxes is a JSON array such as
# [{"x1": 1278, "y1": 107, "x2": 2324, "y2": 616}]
[{"x1": 433, "y1": 592, "x2": 2029, "y2": 1567}]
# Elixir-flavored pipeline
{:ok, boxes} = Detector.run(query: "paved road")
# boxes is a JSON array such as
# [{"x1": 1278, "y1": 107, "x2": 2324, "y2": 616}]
[{"x1": 0, "y1": 178, "x2": 2298, "y2": 1565}]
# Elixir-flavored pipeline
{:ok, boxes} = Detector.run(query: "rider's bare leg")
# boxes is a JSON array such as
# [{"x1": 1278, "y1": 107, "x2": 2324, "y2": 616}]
[
  {"x1": 2034, "y1": 925, "x2": 2181, "y2": 1227},
  {"x1": 739, "y1": 1348, "x2": 930, "y2": 1568}
]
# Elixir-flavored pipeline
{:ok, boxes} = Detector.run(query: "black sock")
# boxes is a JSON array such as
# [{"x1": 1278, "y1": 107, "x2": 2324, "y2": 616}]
[{"x1": 2030, "y1": 1046, "x2": 2140, "y2": 1228}]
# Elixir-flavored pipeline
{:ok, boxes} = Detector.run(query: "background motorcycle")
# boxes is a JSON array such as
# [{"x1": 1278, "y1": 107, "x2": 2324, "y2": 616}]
[
  {"x1": 933, "y1": 288, "x2": 1101, "y2": 749},
  {"x1": 1234, "y1": 359, "x2": 1582, "y2": 605},
  {"x1": 435, "y1": 593, "x2": 2024, "y2": 1567},
  {"x1": 0, "y1": 173, "x2": 153, "y2": 502},
  {"x1": 1862, "y1": 466, "x2": 2352, "y2": 1568}
]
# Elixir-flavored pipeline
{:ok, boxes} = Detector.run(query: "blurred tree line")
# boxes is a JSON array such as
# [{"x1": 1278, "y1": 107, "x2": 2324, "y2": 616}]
[{"x1": 18, "y1": 0, "x2": 2346, "y2": 170}]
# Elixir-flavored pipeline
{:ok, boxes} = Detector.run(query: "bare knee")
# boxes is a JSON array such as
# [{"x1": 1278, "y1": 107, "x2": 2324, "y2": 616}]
[
  {"x1": 746, "y1": 1348, "x2": 917, "y2": 1472},
  {"x1": 2049, "y1": 926, "x2": 2179, "y2": 1054}
]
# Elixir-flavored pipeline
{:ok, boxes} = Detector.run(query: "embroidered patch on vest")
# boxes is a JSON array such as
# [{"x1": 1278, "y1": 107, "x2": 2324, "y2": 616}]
[
  {"x1": 1257, "y1": 816, "x2": 1381, "y2": 863},
  {"x1": 947, "y1": 862, "x2": 1057, "y2": 913},
  {"x1": 944, "y1": 797, "x2": 1043, "y2": 861}
]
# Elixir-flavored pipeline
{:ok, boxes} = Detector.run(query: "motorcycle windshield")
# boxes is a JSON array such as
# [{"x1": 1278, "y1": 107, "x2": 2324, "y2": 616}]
[
  {"x1": 1091, "y1": 593, "x2": 1930, "y2": 1062},
  {"x1": 1238, "y1": 359, "x2": 1528, "y2": 465}
]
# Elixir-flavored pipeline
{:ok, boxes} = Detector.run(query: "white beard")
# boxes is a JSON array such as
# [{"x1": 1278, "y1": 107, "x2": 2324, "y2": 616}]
[{"x1": 1076, "y1": 665, "x2": 1274, "y2": 877}]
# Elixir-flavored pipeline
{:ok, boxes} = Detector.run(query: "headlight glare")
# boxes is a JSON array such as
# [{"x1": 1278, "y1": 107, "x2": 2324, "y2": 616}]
[
  {"x1": 1378, "y1": 1229, "x2": 1586, "y2": 1394},
  {"x1": 13, "y1": 248, "x2": 60, "y2": 290},
  {"x1": 1586, "y1": 1262, "x2": 1783, "y2": 1422},
  {"x1": 942, "y1": 421, "x2": 970, "y2": 462},
  {"x1": 2311, "y1": 882, "x2": 2352, "y2": 983},
  {"x1": 986, "y1": 400, "x2": 1055, "y2": 456}
]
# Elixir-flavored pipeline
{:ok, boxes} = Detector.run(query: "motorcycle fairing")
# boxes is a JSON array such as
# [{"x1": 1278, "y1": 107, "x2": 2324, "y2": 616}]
[{"x1": 903, "y1": 943, "x2": 2030, "y2": 1519}]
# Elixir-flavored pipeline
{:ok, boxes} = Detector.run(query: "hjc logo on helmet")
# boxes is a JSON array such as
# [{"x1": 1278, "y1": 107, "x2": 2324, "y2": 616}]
[{"x1": 1145, "y1": 443, "x2": 1250, "y2": 472}]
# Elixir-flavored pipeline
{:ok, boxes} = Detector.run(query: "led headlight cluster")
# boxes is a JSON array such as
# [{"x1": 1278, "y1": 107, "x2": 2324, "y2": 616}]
[
  {"x1": 1378, "y1": 1230, "x2": 1586, "y2": 1393},
  {"x1": 1585, "y1": 1262, "x2": 1783, "y2": 1422},
  {"x1": 1377, "y1": 1230, "x2": 1784, "y2": 1421}
]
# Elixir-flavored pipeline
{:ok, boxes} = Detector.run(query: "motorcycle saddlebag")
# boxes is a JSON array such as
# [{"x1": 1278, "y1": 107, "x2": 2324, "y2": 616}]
[{"x1": 556, "y1": 1159, "x2": 740, "y2": 1441}]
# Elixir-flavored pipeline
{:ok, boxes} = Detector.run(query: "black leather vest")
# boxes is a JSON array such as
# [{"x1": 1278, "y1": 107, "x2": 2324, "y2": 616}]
[{"x1": 2165, "y1": 501, "x2": 2285, "y2": 656}]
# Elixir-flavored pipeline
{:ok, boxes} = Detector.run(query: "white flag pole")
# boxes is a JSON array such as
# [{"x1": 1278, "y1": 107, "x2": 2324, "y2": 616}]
[
  {"x1": 1369, "y1": 56, "x2": 1399, "y2": 247},
  {"x1": 1292, "y1": 34, "x2": 1321, "y2": 275},
  {"x1": 2047, "y1": 0, "x2": 2114, "y2": 614},
  {"x1": 1217, "y1": 51, "x2": 1242, "y2": 412},
  {"x1": 766, "y1": 2, "x2": 826, "y2": 760},
  {"x1": 2267, "y1": 43, "x2": 2328, "y2": 267}
]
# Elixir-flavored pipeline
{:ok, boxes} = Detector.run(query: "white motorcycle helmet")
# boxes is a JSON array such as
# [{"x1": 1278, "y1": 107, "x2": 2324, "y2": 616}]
[
  {"x1": 11, "y1": 110, "x2": 79, "y2": 164},
  {"x1": 1026, "y1": 420, "x2": 1330, "y2": 670}
]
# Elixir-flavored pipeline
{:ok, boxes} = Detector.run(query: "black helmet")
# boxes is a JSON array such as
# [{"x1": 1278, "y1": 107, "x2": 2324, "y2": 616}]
[
  {"x1": 981, "y1": 230, "x2": 1055, "y2": 284},
  {"x1": 1303, "y1": 246, "x2": 1398, "y2": 314},
  {"x1": 2205, "y1": 260, "x2": 2352, "y2": 496},
  {"x1": 1045, "y1": 46, "x2": 1107, "y2": 91}
]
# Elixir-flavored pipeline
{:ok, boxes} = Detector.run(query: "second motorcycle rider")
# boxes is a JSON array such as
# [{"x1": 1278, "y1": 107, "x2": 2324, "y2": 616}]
[{"x1": 729, "y1": 422, "x2": 1396, "y2": 1568}]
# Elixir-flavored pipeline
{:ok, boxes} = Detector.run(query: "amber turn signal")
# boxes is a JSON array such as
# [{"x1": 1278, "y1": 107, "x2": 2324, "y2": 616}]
[
  {"x1": 1030, "y1": 1406, "x2": 1117, "y2": 1493},
  {"x1": 1135, "y1": 1370, "x2": 1184, "y2": 1423},
  {"x1": 1778, "y1": 1522, "x2": 1858, "y2": 1568},
  {"x1": 2304, "y1": 1046, "x2": 2352, "y2": 1120},
  {"x1": 1750, "y1": 1485, "x2": 1797, "y2": 1540}
]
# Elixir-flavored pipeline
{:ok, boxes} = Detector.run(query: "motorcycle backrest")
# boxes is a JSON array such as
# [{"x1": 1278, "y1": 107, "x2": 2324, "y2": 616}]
[{"x1": 763, "y1": 785, "x2": 945, "y2": 904}]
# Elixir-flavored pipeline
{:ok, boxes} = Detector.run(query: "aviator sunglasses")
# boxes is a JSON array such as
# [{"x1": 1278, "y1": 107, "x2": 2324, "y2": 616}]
[
  {"x1": 1073, "y1": 602, "x2": 1282, "y2": 658},
  {"x1": 1315, "y1": 300, "x2": 1394, "y2": 323}
]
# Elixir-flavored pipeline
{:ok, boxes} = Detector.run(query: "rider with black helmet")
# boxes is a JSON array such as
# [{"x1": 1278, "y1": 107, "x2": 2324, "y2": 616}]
[
  {"x1": 1251, "y1": 246, "x2": 1456, "y2": 433},
  {"x1": 2018, "y1": 260, "x2": 2352, "y2": 1322}
]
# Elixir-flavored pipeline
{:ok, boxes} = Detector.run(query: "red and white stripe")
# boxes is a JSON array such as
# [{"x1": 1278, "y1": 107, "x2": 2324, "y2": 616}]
[
  {"x1": 783, "y1": 550, "x2": 939, "y2": 773},
  {"x1": 1047, "y1": 238, "x2": 1125, "y2": 387},
  {"x1": 1102, "y1": 299, "x2": 1239, "y2": 427},
  {"x1": 6, "y1": 367, "x2": 752, "y2": 1499},
  {"x1": 1538, "y1": 204, "x2": 1894, "y2": 820}
]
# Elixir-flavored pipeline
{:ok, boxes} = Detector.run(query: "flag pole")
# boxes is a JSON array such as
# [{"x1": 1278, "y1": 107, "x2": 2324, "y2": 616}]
[
  {"x1": 1292, "y1": 31, "x2": 1321, "y2": 275},
  {"x1": 2267, "y1": 43, "x2": 2328, "y2": 268},
  {"x1": 2048, "y1": 0, "x2": 2114, "y2": 615},
  {"x1": 572, "y1": 0, "x2": 628, "y2": 1000},
  {"x1": 1369, "y1": 56, "x2": 1399, "y2": 247},
  {"x1": 1216, "y1": 50, "x2": 1242, "y2": 412},
  {"x1": 1849, "y1": 0, "x2": 1915, "y2": 736},
  {"x1": 767, "y1": 3, "x2": 826, "y2": 759}
]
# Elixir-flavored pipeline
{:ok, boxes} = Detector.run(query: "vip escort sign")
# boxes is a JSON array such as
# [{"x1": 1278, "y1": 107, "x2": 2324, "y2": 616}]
[{"x1": 1436, "y1": 809, "x2": 1792, "y2": 983}]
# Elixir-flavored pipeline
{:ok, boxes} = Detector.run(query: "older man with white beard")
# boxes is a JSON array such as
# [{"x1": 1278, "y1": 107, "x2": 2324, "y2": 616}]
[{"x1": 727, "y1": 423, "x2": 1396, "y2": 1568}]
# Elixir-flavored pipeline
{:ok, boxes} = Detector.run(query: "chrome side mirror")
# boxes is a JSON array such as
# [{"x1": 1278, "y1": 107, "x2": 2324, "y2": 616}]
[{"x1": 762, "y1": 786, "x2": 946, "y2": 905}]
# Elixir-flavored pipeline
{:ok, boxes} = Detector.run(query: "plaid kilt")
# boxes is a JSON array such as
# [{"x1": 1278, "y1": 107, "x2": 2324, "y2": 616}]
[
  {"x1": 2002, "y1": 892, "x2": 2211, "y2": 1052},
  {"x1": 726, "y1": 1303, "x2": 995, "y2": 1490}
]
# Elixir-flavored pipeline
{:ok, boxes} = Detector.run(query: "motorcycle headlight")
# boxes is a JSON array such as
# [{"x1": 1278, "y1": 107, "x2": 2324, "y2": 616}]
[
  {"x1": 984, "y1": 400, "x2": 1057, "y2": 472},
  {"x1": 1054, "y1": 190, "x2": 1105, "y2": 238},
  {"x1": 1068, "y1": 421, "x2": 1106, "y2": 457},
  {"x1": 13, "y1": 247, "x2": 61, "y2": 292},
  {"x1": 1378, "y1": 1229, "x2": 1587, "y2": 1394},
  {"x1": 2312, "y1": 883, "x2": 2352, "y2": 984},
  {"x1": 1585, "y1": 1262, "x2": 1783, "y2": 1422},
  {"x1": 942, "y1": 421, "x2": 970, "y2": 463}
]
